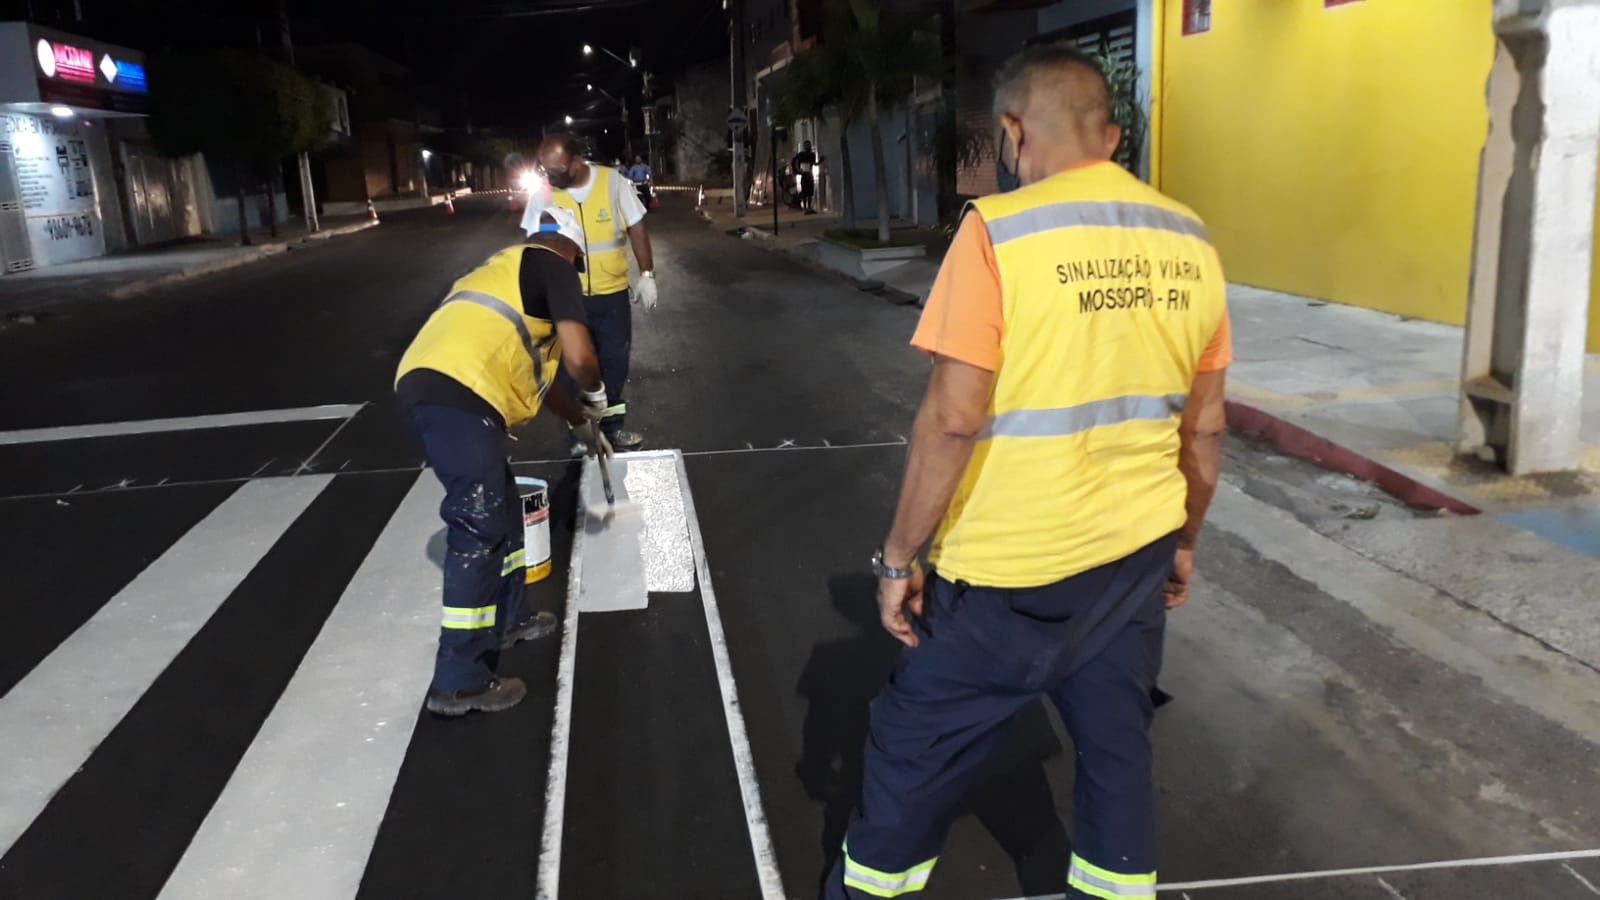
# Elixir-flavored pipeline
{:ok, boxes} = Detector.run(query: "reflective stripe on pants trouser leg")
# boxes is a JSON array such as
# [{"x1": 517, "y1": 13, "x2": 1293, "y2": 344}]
[
  {"x1": 406, "y1": 403, "x2": 527, "y2": 692},
  {"x1": 823, "y1": 534, "x2": 1175, "y2": 899}
]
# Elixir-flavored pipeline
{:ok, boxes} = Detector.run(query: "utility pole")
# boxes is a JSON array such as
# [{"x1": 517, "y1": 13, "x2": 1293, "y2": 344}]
[
  {"x1": 730, "y1": 0, "x2": 747, "y2": 217},
  {"x1": 278, "y1": 0, "x2": 319, "y2": 233}
]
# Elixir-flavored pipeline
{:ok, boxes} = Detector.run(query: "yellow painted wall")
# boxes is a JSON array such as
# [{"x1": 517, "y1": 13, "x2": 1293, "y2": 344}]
[{"x1": 1157, "y1": 0, "x2": 1600, "y2": 352}]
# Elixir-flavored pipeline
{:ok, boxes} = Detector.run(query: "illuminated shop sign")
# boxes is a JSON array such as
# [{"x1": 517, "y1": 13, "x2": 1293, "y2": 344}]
[
  {"x1": 35, "y1": 39, "x2": 96, "y2": 84},
  {"x1": 98, "y1": 54, "x2": 148, "y2": 92}
]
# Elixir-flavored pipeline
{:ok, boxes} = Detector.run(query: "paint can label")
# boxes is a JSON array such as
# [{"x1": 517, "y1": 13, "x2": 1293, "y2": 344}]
[{"x1": 518, "y1": 477, "x2": 552, "y2": 584}]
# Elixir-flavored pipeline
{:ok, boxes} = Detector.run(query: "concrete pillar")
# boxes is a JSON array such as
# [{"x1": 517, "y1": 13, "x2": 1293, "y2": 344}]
[{"x1": 1459, "y1": 0, "x2": 1600, "y2": 475}]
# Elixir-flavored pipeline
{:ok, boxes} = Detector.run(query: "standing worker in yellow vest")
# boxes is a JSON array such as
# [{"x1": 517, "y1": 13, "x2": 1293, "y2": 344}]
[
  {"x1": 827, "y1": 45, "x2": 1231, "y2": 899},
  {"x1": 396, "y1": 210, "x2": 614, "y2": 717},
  {"x1": 529, "y1": 134, "x2": 656, "y2": 453}
]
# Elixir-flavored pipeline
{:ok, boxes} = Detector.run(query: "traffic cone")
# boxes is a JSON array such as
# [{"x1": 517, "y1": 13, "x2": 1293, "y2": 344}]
[
  {"x1": 366, "y1": 199, "x2": 379, "y2": 224},
  {"x1": 444, "y1": 194, "x2": 456, "y2": 215}
]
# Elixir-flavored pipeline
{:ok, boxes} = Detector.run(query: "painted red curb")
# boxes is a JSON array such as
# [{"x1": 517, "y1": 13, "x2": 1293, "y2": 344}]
[{"x1": 1226, "y1": 399, "x2": 1480, "y2": 515}]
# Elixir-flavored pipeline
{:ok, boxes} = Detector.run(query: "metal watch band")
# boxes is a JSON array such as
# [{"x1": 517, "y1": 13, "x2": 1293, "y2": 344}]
[{"x1": 872, "y1": 548, "x2": 920, "y2": 580}]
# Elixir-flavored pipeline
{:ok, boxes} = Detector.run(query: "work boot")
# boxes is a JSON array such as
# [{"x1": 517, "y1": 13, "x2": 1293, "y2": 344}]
[
  {"x1": 606, "y1": 429, "x2": 644, "y2": 452},
  {"x1": 425, "y1": 676, "x2": 527, "y2": 717},
  {"x1": 501, "y1": 611, "x2": 558, "y2": 649}
]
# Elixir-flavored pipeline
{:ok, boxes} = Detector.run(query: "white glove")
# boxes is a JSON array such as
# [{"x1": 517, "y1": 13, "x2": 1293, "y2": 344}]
[
  {"x1": 632, "y1": 272, "x2": 659, "y2": 309},
  {"x1": 573, "y1": 419, "x2": 614, "y2": 460},
  {"x1": 579, "y1": 384, "x2": 608, "y2": 422}
]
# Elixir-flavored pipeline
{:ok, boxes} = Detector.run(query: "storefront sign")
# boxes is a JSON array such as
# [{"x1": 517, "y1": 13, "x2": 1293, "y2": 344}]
[
  {"x1": 0, "y1": 25, "x2": 153, "y2": 114},
  {"x1": 36, "y1": 39, "x2": 97, "y2": 85},
  {"x1": 1, "y1": 112, "x2": 104, "y2": 266}
]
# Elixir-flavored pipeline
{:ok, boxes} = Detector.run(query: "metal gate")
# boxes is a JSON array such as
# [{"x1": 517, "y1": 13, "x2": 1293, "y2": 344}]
[
  {"x1": 121, "y1": 141, "x2": 196, "y2": 246},
  {"x1": 0, "y1": 143, "x2": 34, "y2": 273}
]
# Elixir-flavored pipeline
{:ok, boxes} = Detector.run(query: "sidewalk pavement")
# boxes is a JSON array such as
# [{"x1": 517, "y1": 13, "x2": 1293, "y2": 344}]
[
  {"x1": 701, "y1": 204, "x2": 1600, "y2": 527},
  {"x1": 697, "y1": 203, "x2": 946, "y2": 305},
  {"x1": 0, "y1": 215, "x2": 377, "y2": 317}
]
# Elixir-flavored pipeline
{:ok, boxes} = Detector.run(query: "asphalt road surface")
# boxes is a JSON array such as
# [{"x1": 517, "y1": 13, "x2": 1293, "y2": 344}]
[{"x1": 3, "y1": 195, "x2": 1599, "y2": 900}]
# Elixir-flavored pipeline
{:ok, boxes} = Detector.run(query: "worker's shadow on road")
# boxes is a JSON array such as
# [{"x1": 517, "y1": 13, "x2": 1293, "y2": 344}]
[{"x1": 795, "y1": 574, "x2": 1073, "y2": 896}]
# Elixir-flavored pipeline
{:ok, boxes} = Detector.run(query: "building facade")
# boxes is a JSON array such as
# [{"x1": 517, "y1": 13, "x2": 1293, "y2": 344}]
[
  {"x1": 1152, "y1": 0, "x2": 1598, "y2": 351},
  {"x1": 0, "y1": 21, "x2": 208, "y2": 272}
]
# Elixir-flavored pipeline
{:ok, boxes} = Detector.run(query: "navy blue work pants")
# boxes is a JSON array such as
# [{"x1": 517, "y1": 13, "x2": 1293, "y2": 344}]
[
  {"x1": 406, "y1": 404, "x2": 527, "y2": 692},
  {"x1": 558, "y1": 288, "x2": 632, "y2": 436},
  {"x1": 824, "y1": 534, "x2": 1177, "y2": 899}
]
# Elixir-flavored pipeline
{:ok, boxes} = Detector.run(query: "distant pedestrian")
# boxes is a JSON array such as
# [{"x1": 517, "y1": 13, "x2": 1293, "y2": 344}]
[
  {"x1": 828, "y1": 43, "x2": 1232, "y2": 899},
  {"x1": 522, "y1": 134, "x2": 657, "y2": 453},
  {"x1": 396, "y1": 209, "x2": 613, "y2": 717},
  {"x1": 793, "y1": 140, "x2": 818, "y2": 213},
  {"x1": 626, "y1": 154, "x2": 654, "y2": 208}
]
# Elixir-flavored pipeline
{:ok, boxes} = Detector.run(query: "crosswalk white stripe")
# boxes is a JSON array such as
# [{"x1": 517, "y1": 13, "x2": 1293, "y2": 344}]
[
  {"x1": 156, "y1": 471, "x2": 440, "y2": 900},
  {"x1": 0, "y1": 404, "x2": 364, "y2": 446},
  {"x1": 0, "y1": 475, "x2": 334, "y2": 857}
]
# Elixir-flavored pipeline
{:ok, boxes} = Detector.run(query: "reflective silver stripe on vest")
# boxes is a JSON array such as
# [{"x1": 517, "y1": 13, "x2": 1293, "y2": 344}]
[
  {"x1": 983, "y1": 393, "x2": 1187, "y2": 440},
  {"x1": 1067, "y1": 861, "x2": 1155, "y2": 898},
  {"x1": 586, "y1": 235, "x2": 629, "y2": 252},
  {"x1": 985, "y1": 201, "x2": 1208, "y2": 246},
  {"x1": 440, "y1": 289, "x2": 552, "y2": 395}
]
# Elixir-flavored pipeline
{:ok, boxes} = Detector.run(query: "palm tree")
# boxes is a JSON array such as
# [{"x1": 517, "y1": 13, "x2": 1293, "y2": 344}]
[{"x1": 776, "y1": 0, "x2": 947, "y2": 245}]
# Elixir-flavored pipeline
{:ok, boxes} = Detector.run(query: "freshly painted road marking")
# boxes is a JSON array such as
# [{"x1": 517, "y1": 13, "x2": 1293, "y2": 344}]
[
  {"x1": 157, "y1": 472, "x2": 440, "y2": 900},
  {"x1": 674, "y1": 451, "x2": 787, "y2": 899},
  {"x1": 0, "y1": 404, "x2": 364, "y2": 446},
  {"x1": 996, "y1": 848, "x2": 1600, "y2": 897},
  {"x1": 0, "y1": 476, "x2": 332, "y2": 856},
  {"x1": 537, "y1": 450, "x2": 784, "y2": 899},
  {"x1": 536, "y1": 459, "x2": 591, "y2": 900},
  {"x1": 575, "y1": 458, "x2": 649, "y2": 613}
]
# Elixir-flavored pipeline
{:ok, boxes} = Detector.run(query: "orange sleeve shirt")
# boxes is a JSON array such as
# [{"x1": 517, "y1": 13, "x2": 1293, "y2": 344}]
[{"x1": 911, "y1": 211, "x2": 1233, "y2": 373}]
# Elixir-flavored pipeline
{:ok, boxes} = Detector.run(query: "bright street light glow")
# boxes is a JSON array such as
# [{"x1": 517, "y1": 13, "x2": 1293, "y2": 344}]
[
  {"x1": 582, "y1": 44, "x2": 594, "y2": 55},
  {"x1": 421, "y1": 149, "x2": 432, "y2": 161},
  {"x1": 587, "y1": 83, "x2": 594, "y2": 91},
  {"x1": 564, "y1": 115, "x2": 574, "y2": 125},
  {"x1": 517, "y1": 170, "x2": 543, "y2": 193},
  {"x1": 49, "y1": 106, "x2": 73, "y2": 118}
]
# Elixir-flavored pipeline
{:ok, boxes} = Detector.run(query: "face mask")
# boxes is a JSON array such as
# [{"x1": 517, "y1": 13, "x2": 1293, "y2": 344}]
[
  {"x1": 997, "y1": 126, "x2": 1023, "y2": 193},
  {"x1": 546, "y1": 170, "x2": 573, "y2": 190}
]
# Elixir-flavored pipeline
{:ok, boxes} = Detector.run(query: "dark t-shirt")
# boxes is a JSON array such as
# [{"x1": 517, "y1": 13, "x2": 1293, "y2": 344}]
[
  {"x1": 396, "y1": 247, "x2": 588, "y2": 425},
  {"x1": 793, "y1": 150, "x2": 817, "y2": 172}
]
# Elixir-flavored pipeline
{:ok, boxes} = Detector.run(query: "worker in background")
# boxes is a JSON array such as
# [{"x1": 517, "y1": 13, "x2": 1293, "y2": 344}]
[
  {"x1": 525, "y1": 134, "x2": 657, "y2": 454},
  {"x1": 828, "y1": 44, "x2": 1231, "y2": 899},
  {"x1": 396, "y1": 209, "x2": 614, "y2": 717},
  {"x1": 625, "y1": 153, "x2": 654, "y2": 208},
  {"x1": 792, "y1": 140, "x2": 818, "y2": 214}
]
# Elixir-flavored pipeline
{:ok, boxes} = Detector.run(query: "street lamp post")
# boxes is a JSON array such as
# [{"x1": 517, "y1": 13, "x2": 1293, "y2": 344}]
[{"x1": 582, "y1": 43, "x2": 636, "y2": 69}]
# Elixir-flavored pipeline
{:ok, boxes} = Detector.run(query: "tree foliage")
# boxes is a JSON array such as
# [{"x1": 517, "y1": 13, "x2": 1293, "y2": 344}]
[
  {"x1": 774, "y1": 0, "x2": 948, "y2": 243},
  {"x1": 149, "y1": 49, "x2": 332, "y2": 164}
]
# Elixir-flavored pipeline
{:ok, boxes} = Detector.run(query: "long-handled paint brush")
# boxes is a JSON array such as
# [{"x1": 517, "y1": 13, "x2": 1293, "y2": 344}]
[{"x1": 598, "y1": 453, "x2": 615, "y2": 506}]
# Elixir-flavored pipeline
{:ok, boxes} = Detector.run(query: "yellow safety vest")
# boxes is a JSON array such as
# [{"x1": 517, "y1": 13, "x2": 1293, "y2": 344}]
[
  {"x1": 395, "y1": 244, "x2": 563, "y2": 427},
  {"x1": 550, "y1": 165, "x2": 631, "y2": 296},
  {"x1": 933, "y1": 163, "x2": 1228, "y2": 588}
]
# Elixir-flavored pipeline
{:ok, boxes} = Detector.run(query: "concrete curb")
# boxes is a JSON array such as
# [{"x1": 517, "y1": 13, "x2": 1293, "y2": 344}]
[
  {"x1": 1225, "y1": 398, "x2": 1481, "y2": 515},
  {"x1": 106, "y1": 220, "x2": 378, "y2": 302}
]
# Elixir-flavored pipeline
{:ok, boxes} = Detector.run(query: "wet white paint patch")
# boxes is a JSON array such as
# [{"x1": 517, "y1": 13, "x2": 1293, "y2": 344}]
[{"x1": 577, "y1": 457, "x2": 649, "y2": 613}]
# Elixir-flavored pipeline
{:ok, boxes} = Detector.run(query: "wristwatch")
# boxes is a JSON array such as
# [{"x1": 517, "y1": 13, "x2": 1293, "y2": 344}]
[
  {"x1": 640, "y1": 269, "x2": 655, "y2": 279},
  {"x1": 872, "y1": 547, "x2": 921, "y2": 580}
]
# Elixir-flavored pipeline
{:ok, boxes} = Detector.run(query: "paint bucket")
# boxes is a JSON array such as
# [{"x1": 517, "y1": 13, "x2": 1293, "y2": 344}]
[{"x1": 516, "y1": 476, "x2": 552, "y2": 584}]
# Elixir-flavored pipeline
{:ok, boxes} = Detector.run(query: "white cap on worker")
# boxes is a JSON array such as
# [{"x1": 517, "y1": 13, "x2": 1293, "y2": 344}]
[{"x1": 531, "y1": 205, "x2": 585, "y2": 248}]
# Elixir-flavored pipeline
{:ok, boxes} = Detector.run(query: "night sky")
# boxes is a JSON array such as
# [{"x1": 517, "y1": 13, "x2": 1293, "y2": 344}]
[{"x1": 11, "y1": 0, "x2": 729, "y2": 139}]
